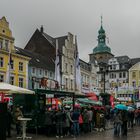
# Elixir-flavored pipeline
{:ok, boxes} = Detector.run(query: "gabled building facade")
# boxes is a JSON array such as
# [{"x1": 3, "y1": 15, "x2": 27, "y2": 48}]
[
  {"x1": 24, "y1": 27, "x2": 98, "y2": 93},
  {"x1": 129, "y1": 62, "x2": 140, "y2": 88},
  {"x1": 0, "y1": 16, "x2": 30, "y2": 88},
  {"x1": 80, "y1": 59, "x2": 99, "y2": 94},
  {"x1": 15, "y1": 47, "x2": 55, "y2": 90},
  {"x1": 108, "y1": 56, "x2": 130, "y2": 89},
  {"x1": 24, "y1": 27, "x2": 77, "y2": 92}
]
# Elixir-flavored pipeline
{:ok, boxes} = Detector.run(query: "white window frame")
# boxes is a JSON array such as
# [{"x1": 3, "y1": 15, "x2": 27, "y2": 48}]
[
  {"x1": 19, "y1": 77, "x2": 24, "y2": 87},
  {"x1": 32, "y1": 67, "x2": 36, "y2": 74},
  {"x1": 10, "y1": 76, "x2": 14, "y2": 85},
  {"x1": 19, "y1": 62, "x2": 23, "y2": 71}
]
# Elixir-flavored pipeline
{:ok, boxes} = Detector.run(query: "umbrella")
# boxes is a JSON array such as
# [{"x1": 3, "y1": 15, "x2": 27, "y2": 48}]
[
  {"x1": 63, "y1": 100, "x2": 73, "y2": 105},
  {"x1": 0, "y1": 82, "x2": 35, "y2": 94},
  {"x1": 127, "y1": 106, "x2": 135, "y2": 111},
  {"x1": 115, "y1": 104, "x2": 128, "y2": 110}
]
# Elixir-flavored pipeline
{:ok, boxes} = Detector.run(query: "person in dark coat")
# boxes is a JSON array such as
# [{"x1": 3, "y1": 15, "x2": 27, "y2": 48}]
[
  {"x1": 45, "y1": 109, "x2": 53, "y2": 136},
  {"x1": 6, "y1": 106, "x2": 13, "y2": 137},
  {"x1": 82, "y1": 109, "x2": 89, "y2": 133},
  {"x1": 121, "y1": 110, "x2": 128, "y2": 136},
  {"x1": 54, "y1": 109, "x2": 65, "y2": 138},
  {"x1": 71, "y1": 108, "x2": 80, "y2": 137}
]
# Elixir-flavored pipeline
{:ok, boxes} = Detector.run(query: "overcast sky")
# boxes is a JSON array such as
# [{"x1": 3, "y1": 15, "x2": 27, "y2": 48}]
[{"x1": 1, "y1": 0, "x2": 140, "y2": 62}]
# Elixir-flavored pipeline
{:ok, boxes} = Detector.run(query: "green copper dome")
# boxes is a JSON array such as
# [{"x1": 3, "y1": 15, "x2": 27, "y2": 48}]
[
  {"x1": 93, "y1": 18, "x2": 111, "y2": 54},
  {"x1": 93, "y1": 44, "x2": 111, "y2": 54},
  {"x1": 98, "y1": 25, "x2": 105, "y2": 34}
]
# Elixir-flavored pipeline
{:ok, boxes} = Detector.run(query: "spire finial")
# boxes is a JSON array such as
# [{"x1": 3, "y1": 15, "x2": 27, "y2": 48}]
[{"x1": 101, "y1": 15, "x2": 103, "y2": 26}]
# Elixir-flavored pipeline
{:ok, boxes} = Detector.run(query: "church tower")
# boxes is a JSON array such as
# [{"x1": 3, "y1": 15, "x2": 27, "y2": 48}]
[{"x1": 89, "y1": 16, "x2": 114, "y2": 63}]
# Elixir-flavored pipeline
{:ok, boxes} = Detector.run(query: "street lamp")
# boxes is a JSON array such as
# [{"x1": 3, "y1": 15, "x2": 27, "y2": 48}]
[{"x1": 99, "y1": 62, "x2": 109, "y2": 93}]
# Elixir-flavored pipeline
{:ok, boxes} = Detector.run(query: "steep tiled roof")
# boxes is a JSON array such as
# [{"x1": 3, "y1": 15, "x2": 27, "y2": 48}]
[
  {"x1": 115, "y1": 55, "x2": 130, "y2": 64},
  {"x1": 42, "y1": 32, "x2": 67, "y2": 54},
  {"x1": 80, "y1": 59, "x2": 91, "y2": 71},
  {"x1": 15, "y1": 47, "x2": 55, "y2": 71},
  {"x1": 129, "y1": 58, "x2": 140, "y2": 66},
  {"x1": 42, "y1": 32, "x2": 56, "y2": 47}
]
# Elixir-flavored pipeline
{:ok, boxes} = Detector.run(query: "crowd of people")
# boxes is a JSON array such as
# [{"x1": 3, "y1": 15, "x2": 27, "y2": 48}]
[
  {"x1": 5, "y1": 104, "x2": 140, "y2": 139},
  {"x1": 41, "y1": 106, "x2": 109, "y2": 138},
  {"x1": 113, "y1": 107, "x2": 140, "y2": 137}
]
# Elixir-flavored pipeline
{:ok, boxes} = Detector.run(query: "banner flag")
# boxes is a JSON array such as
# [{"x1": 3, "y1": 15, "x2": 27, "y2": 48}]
[
  {"x1": 6, "y1": 44, "x2": 12, "y2": 83},
  {"x1": 54, "y1": 39, "x2": 61, "y2": 88},
  {"x1": 75, "y1": 36, "x2": 81, "y2": 92}
]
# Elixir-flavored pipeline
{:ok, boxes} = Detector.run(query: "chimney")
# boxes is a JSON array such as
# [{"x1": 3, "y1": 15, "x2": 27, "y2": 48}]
[{"x1": 40, "y1": 25, "x2": 44, "y2": 33}]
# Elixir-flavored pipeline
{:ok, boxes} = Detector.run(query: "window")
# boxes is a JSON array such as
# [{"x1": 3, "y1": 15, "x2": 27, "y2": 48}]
[
  {"x1": 32, "y1": 68, "x2": 35, "y2": 74},
  {"x1": 113, "y1": 73, "x2": 116, "y2": 78},
  {"x1": 132, "y1": 72, "x2": 136, "y2": 78},
  {"x1": 71, "y1": 79, "x2": 73, "y2": 90},
  {"x1": 65, "y1": 78, "x2": 68, "y2": 89},
  {"x1": 0, "y1": 40, "x2": 2, "y2": 49},
  {"x1": 19, "y1": 77, "x2": 23, "y2": 87},
  {"x1": 119, "y1": 72, "x2": 122, "y2": 78},
  {"x1": 10, "y1": 60, "x2": 14, "y2": 70},
  {"x1": 5, "y1": 40, "x2": 9, "y2": 51},
  {"x1": 132, "y1": 81, "x2": 136, "y2": 87},
  {"x1": 10, "y1": 76, "x2": 14, "y2": 85},
  {"x1": 0, "y1": 57, "x2": 4, "y2": 67},
  {"x1": 70, "y1": 65, "x2": 73, "y2": 74},
  {"x1": 0, "y1": 74, "x2": 4, "y2": 82},
  {"x1": 39, "y1": 69, "x2": 42, "y2": 75},
  {"x1": 45, "y1": 70, "x2": 47, "y2": 76},
  {"x1": 65, "y1": 63, "x2": 68, "y2": 73},
  {"x1": 19, "y1": 62, "x2": 23, "y2": 71},
  {"x1": 123, "y1": 72, "x2": 126, "y2": 78},
  {"x1": 109, "y1": 73, "x2": 112, "y2": 79},
  {"x1": 113, "y1": 65, "x2": 116, "y2": 70}
]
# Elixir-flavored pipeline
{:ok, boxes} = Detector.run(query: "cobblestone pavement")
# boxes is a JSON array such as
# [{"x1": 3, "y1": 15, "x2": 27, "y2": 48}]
[{"x1": 7, "y1": 126, "x2": 140, "y2": 140}]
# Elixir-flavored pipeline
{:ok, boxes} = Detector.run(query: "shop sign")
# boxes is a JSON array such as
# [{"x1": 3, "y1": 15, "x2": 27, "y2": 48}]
[
  {"x1": 46, "y1": 94, "x2": 54, "y2": 98},
  {"x1": 117, "y1": 97, "x2": 131, "y2": 101}
]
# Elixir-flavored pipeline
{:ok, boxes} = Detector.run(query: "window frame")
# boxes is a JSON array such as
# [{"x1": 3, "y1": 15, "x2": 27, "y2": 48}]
[{"x1": 19, "y1": 62, "x2": 23, "y2": 71}]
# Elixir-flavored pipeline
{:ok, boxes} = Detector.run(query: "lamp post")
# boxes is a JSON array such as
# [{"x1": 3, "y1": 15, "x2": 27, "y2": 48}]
[{"x1": 99, "y1": 62, "x2": 109, "y2": 93}]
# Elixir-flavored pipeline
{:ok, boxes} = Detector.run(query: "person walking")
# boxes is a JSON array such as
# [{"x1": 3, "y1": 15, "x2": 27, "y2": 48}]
[
  {"x1": 71, "y1": 108, "x2": 80, "y2": 137},
  {"x1": 83, "y1": 109, "x2": 89, "y2": 133},
  {"x1": 88, "y1": 108, "x2": 93, "y2": 132},
  {"x1": 14, "y1": 106, "x2": 23, "y2": 135},
  {"x1": 121, "y1": 110, "x2": 128, "y2": 136},
  {"x1": 63, "y1": 106, "x2": 73, "y2": 136},
  {"x1": 54, "y1": 109, "x2": 65, "y2": 138},
  {"x1": 113, "y1": 110, "x2": 122, "y2": 136}
]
